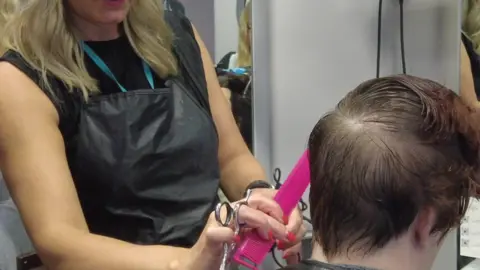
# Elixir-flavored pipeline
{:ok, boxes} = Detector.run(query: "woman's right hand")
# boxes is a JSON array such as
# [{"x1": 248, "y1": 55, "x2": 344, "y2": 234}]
[{"x1": 187, "y1": 192, "x2": 292, "y2": 270}]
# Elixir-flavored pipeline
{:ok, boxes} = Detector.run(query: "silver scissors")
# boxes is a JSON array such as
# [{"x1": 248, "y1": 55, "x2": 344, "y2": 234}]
[
  {"x1": 214, "y1": 193, "x2": 250, "y2": 270},
  {"x1": 215, "y1": 202, "x2": 235, "y2": 270}
]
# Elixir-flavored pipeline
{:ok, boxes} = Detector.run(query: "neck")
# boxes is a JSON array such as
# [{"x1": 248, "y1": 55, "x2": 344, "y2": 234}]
[
  {"x1": 72, "y1": 16, "x2": 120, "y2": 41},
  {"x1": 310, "y1": 238, "x2": 438, "y2": 270}
]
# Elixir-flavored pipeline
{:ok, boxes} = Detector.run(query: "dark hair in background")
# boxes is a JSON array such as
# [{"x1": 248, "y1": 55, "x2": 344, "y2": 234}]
[
  {"x1": 217, "y1": 68, "x2": 253, "y2": 150},
  {"x1": 308, "y1": 75, "x2": 480, "y2": 258}
]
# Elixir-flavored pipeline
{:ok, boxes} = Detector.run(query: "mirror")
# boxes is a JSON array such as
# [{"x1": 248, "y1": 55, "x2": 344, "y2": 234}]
[
  {"x1": 459, "y1": 1, "x2": 480, "y2": 269},
  {"x1": 178, "y1": 0, "x2": 254, "y2": 203},
  {"x1": 212, "y1": 0, "x2": 253, "y2": 204},
  {"x1": 178, "y1": 0, "x2": 254, "y2": 152},
  {"x1": 215, "y1": 0, "x2": 254, "y2": 152}
]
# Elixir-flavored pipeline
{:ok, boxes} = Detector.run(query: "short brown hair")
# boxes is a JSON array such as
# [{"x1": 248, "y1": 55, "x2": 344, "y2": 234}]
[{"x1": 308, "y1": 75, "x2": 480, "y2": 258}]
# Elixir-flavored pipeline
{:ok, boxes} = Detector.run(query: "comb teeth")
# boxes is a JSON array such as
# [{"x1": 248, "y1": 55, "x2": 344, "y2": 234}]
[
  {"x1": 242, "y1": 238, "x2": 273, "y2": 256},
  {"x1": 232, "y1": 232, "x2": 274, "y2": 269}
]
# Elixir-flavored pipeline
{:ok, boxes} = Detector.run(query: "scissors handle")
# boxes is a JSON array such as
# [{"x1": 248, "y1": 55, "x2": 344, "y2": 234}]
[{"x1": 215, "y1": 202, "x2": 234, "y2": 227}]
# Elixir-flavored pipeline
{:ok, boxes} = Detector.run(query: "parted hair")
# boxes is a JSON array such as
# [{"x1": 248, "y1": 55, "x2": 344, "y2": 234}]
[{"x1": 308, "y1": 75, "x2": 480, "y2": 258}]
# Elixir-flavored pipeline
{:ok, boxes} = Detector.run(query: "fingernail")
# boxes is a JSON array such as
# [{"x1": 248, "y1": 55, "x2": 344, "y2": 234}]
[
  {"x1": 287, "y1": 232, "x2": 296, "y2": 242},
  {"x1": 268, "y1": 230, "x2": 274, "y2": 241},
  {"x1": 282, "y1": 253, "x2": 291, "y2": 259},
  {"x1": 234, "y1": 235, "x2": 241, "y2": 243},
  {"x1": 283, "y1": 215, "x2": 289, "y2": 224}
]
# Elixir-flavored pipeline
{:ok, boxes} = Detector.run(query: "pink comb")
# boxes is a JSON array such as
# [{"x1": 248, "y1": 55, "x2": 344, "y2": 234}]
[{"x1": 232, "y1": 150, "x2": 311, "y2": 269}]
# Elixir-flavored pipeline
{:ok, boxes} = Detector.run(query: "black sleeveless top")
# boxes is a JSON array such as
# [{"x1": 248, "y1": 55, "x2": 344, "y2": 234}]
[
  {"x1": 84, "y1": 36, "x2": 167, "y2": 95},
  {"x1": 0, "y1": 12, "x2": 220, "y2": 247}
]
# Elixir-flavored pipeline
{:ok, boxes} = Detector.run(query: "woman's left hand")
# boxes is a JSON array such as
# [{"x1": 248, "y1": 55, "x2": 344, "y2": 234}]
[{"x1": 250, "y1": 188, "x2": 306, "y2": 263}]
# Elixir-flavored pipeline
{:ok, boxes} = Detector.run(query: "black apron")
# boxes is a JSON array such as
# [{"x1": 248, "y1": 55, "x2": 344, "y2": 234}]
[{"x1": 67, "y1": 13, "x2": 220, "y2": 248}]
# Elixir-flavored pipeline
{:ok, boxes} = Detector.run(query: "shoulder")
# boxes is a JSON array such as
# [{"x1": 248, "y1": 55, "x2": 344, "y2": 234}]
[
  {"x1": 164, "y1": 11, "x2": 212, "y2": 112},
  {"x1": 0, "y1": 51, "x2": 80, "y2": 136},
  {"x1": 0, "y1": 50, "x2": 63, "y2": 99},
  {"x1": 163, "y1": 11, "x2": 204, "y2": 53},
  {"x1": 164, "y1": 10, "x2": 194, "y2": 36},
  {"x1": 164, "y1": 10, "x2": 199, "y2": 52},
  {"x1": 0, "y1": 60, "x2": 59, "y2": 128},
  {"x1": 0, "y1": 54, "x2": 45, "y2": 98},
  {"x1": 0, "y1": 51, "x2": 41, "y2": 84}
]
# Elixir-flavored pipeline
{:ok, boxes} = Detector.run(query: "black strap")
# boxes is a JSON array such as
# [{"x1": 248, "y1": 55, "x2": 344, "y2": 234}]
[{"x1": 164, "y1": 11, "x2": 212, "y2": 115}]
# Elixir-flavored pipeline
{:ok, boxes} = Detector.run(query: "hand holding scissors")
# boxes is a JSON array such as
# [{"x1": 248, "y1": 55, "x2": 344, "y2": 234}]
[
  {"x1": 186, "y1": 188, "x2": 295, "y2": 270},
  {"x1": 210, "y1": 190, "x2": 292, "y2": 269}
]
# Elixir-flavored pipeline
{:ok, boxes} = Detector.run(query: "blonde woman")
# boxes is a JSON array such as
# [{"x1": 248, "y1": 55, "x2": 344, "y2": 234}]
[
  {"x1": 217, "y1": 0, "x2": 252, "y2": 106},
  {"x1": 0, "y1": 1, "x2": 305, "y2": 270},
  {"x1": 236, "y1": 0, "x2": 253, "y2": 68},
  {"x1": 217, "y1": 0, "x2": 252, "y2": 69},
  {"x1": 461, "y1": 0, "x2": 480, "y2": 108}
]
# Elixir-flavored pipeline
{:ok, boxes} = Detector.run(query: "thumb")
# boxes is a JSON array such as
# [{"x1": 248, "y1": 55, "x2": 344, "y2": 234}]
[
  {"x1": 196, "y1": 226, "x2": 235, "y2": 261},
  {"x1": 205, "y1": 226, "x2": 235, "y2": 250},
  {"x1": 203, "y1": 212, "x2": 235, "y2": 250},
  {"x1": 189, "y1": 227, "x2": 234, "y2": 270}
]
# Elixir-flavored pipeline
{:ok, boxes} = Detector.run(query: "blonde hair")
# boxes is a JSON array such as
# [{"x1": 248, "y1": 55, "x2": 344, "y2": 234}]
[
  {"x1": 0, "y1": 0, "x2": 18, "y2": 54},
  {"x1": 236, "y1": 0, "x2": 252, "y2": 67},
  {"x1": 2, "y1": 0, "x2": 178, "y2": 100},
  {"x1": 463, "y1": 0, "x2": 480, "y2": 54}
]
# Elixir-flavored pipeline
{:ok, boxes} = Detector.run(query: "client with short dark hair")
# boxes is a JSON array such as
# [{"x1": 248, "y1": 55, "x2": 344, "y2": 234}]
[{"x1": 283, "y1": 75, "x2": 480, "y2": 270}]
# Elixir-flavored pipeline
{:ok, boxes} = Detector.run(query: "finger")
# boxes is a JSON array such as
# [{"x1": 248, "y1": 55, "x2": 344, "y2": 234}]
[
  {"x1": 284, "y1": 252, "x2": 301, "y2": 265},
  {"x1": 244, "y1": 194, "x2": 284, "y2": 223},
  {"x1": 284, "y1": 253, "x2": 301, "y2": 265},
  {"x1": 277, "y1": 211, "x2": 304, "y2": 249},
  {"x1": 282, "y1": 243, "x2": 302, "y2": 265},
  {"x1": 291, "y1": 223, "x2": 307, "y2": 245},
  {"x1": 237, "y1": 204, "x2": 288, "y2": 241},
  {"x1": 285, "y1": 208, "x2": 304, "y2": 239},
  {"x1": 277, "y1": 224, "x2": 306, "y2": 250}
]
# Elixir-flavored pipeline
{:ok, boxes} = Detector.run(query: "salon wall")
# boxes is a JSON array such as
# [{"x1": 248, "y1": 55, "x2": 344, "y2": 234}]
[
  {"x1": 252, "y1": 0, "x2": 461, "y2": 269},
  {"x1": 214, "y1": 0, "x2": 240, "y2": 62}
]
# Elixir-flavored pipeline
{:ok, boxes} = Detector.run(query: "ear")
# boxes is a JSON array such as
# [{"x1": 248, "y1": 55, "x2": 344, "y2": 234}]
[{"x1": 412, "y1": 207, "x2": 437, "y2": 248}]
